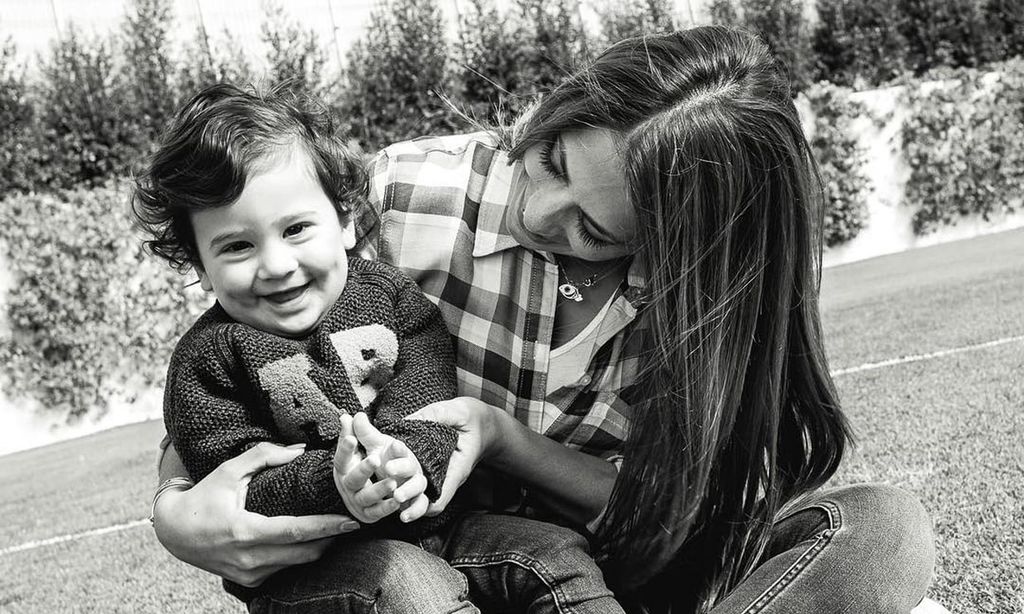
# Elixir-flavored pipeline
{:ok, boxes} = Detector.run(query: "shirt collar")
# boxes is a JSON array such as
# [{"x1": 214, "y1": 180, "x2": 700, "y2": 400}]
[{"x1": 472, "y1": 154, "x2": 526, "y2": 258}]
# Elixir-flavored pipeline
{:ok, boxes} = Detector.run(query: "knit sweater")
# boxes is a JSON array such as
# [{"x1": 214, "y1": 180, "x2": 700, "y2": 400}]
[{"x1": 164, "y1": 257, "x2": 458, "y2": 532}]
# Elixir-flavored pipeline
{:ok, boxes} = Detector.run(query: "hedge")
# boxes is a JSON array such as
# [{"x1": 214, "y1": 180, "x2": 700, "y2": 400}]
[
  {"x1": 805, "y1": 83, "x2": 871, "y2": 246},
  {"x1": 0, "y1": 182, "x2": 205, "y2": 418},
  {"x1": 901, "y1": 59, "x2": 1024, "y2": 234}
]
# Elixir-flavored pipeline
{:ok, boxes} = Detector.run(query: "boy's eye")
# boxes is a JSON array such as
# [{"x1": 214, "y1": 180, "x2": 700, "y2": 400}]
[
  {"x1": 284, "y1": 222, "x2": 311, "y2": 237},
  {"x1": 221, "y1": 241, "x2": 251, "y2": 254}
]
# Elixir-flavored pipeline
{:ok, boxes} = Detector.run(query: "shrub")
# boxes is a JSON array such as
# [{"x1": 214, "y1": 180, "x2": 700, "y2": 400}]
[
  {"x1": 0, "y1": 183, "x2": 202, "y2": 419},
  {"x1": 35, "y1": 27, "x2": 140, "y2": 189},
  {"x1": 119, "y1": 0, "x2": 177, "y2": 148},
  {"x1": 260, "y1": 1, "x2": 328, "y2": 97},
  {"x1": 177, "y1": 28, "x2": 255, "y2": 100},
  {"x1": 901, "y1": 60, "x2": 1024, "y2": 234},
  {"x1": 805, "y1": 83, "x2": 871, "y2": 246},
  {"x1": 341, "y1": 0, "x2": 457, "y2": 151},
  {"x1": 896, "y1": 0, "x2": 985, "y2": 75},
  {"x1": 0, "y1": 36, "x2": 48, "y2": 197},
  {"x1": 979, "y1": 0, "x2": 1024, "y2": 63},
  {"x1": 813, "y1": 0, "x2": 909, "y2": 87},
  {"x1": 594, "y1": 0, "x2": 677, "y2": 47},
  {"x1": 709, "y1": 0, "x2": 813, "y2": 92},
  {"x1": 454, "y1": 0, "x2": 531, "y2": 124}
]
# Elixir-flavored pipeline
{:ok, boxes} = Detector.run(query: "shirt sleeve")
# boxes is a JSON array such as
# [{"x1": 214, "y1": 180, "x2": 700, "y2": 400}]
[
  {"x1": 164, "y1": 339, "x2": 348, "y2": 518},
  {"x1": 369, "y1": 273, "x2": 459, "y2": 502}
]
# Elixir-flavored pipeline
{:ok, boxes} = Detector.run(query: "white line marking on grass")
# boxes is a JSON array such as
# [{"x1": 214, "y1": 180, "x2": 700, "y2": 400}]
[
  {"x1": 832, "y1": 334, "x2": 1024, "y2": 377},
  {"x1": 0, "y1": 519, "x2": 149, "y2": 557},
  {"x1": 2, "y1": 338, "x2": 1022, "y2": 558}
]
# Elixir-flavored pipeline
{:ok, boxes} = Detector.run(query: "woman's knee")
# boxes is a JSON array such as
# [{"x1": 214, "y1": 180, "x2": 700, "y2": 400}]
[
  {"x1": 251, "y1": 538, "x2": 475, "y2": 614},
  {"x1": 827, "y1": 484, "x2": 936, "y2": 602}
]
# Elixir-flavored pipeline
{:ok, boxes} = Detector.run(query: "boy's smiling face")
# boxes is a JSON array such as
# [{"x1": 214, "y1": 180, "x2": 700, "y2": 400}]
[{"x1": 191, "y1": 147, "x2": 355, "y2": 338}]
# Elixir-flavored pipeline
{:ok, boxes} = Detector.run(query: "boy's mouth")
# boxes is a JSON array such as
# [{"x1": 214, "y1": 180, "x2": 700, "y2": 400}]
[{"x1": 263, "y1": 283, "x2": 310, "y2": 305}]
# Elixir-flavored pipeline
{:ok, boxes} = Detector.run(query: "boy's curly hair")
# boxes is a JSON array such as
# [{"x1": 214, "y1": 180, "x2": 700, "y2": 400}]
[{"x1": 132, "y1": 82, "x2": 367, "y2": 272}]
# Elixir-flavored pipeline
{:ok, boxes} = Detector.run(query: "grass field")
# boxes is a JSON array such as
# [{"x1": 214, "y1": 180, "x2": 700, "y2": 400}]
[{"x1": 1, "y1": 228, "x2": 1022, "y2": 613}]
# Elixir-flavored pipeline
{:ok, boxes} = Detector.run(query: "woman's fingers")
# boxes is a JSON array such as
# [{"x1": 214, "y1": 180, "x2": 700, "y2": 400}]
[
  {"x1": 218, "y1": 441, "x2": 307, "y2": 482},
  {"x1": 230, "y1": 537, "x2": 338, "y2": 587},
  {"x1": 246, "y1": 513, "x2": 360, "y2": 546}
]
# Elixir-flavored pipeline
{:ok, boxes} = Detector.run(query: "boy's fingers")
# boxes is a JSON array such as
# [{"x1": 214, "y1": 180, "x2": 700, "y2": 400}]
[
  {"x1": 363, "y1": 497, "x2": 401, "y2": 522},
  {"x1": 353, "y1": 479, "x2": 397, "y2": 508},
  {"x1": 333, "y1": 436, "x2": 360, "y2": 473},
  {"x1": 338, "y1": 413, "x2": 354, "y2": 439},
  {"x1": 382, "y1": 457, "x2": 420, "y2": 481},
  {"x1": 341, "y1": 454, "x2": 379, "y2": 492},
  {"x1": 400, "y1": 494, "x2": 429, "y2": 523},
  {"x1": 393, "y1": 473, "x2": 427, "y2": 504}
]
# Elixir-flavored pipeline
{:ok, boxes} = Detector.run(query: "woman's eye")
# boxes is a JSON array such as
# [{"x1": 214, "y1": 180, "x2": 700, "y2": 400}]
[
  {"x1": 538, "y1": 137, "x2": 563, "y2": 179},
  {"x1": 576, "y1": 213, "x2": 610, "y2": 249},
  {"x1": 284, "y1": 222, "x2": 311, "y2": 237}
]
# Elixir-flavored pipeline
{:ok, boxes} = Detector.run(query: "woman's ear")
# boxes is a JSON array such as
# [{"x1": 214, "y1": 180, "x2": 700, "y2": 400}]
[{"x1": 341, "y1": 219, "x2": 357, "y2": 250}]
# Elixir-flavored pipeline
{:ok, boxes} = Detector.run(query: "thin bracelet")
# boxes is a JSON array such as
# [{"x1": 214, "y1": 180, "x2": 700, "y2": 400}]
[{"x1": 149, "y1": 477, "x2": 195, "y2": 525}]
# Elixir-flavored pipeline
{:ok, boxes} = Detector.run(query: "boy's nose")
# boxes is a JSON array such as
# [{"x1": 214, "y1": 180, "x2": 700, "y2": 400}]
[{"x1": 257, "y1": 243, "x2": 298, "y2": 279}]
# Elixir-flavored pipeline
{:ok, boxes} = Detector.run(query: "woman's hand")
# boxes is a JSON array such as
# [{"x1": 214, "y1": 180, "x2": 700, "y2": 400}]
[
  {"x1": 404, "y1": 397, "x2": 505, "y2": 516},
  {"x1": 153, "y1": 442, "x2": 360, "y2": 588}
]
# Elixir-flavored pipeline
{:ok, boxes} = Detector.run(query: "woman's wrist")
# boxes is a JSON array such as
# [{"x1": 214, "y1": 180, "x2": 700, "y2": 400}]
[{"x1": 480, "y1": 401, "x2": 514, "y2": 463}]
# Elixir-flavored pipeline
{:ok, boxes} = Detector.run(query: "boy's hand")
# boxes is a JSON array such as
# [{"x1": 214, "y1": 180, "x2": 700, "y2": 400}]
[
  {"x1": 332, "y1": 415, "x2": 400, "y2": 524},
  {"x1": 351, "y1": 413, "x2": 430, "y2": 524}
]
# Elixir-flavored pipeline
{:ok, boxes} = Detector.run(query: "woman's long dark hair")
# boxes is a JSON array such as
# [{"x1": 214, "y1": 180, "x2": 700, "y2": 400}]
[{"x1": 510, "y1": 27, "x2": 853, "y2": 610}]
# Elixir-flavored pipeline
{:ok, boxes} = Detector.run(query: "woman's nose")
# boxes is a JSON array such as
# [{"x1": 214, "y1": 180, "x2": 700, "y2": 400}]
[
  {"x1": 257, "y1": 242, "x2": 298, "y2": 279},
  {"x1": 522, "y1": 196, "x2": 567, "y2": 238}
]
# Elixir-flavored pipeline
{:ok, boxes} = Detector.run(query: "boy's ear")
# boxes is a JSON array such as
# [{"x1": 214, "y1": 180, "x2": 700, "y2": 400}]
[
  {"x1": 195, "y1": 265, "x2": 213, "y2": 292},
  {"x1": 341, "y1": 219, "x2": 357, "y2": 250}
]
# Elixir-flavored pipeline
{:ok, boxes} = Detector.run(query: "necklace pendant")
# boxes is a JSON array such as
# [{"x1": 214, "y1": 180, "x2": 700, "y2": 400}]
[{"x1": 558, "y1": 282, "x2": 584, "y2": 302}]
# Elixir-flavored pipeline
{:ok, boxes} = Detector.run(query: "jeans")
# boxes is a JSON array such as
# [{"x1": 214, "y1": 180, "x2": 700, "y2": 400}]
[
  {"x1": 625, "y1": 484, "x2": 936, "y2": 614},
  {"x1": 240, "y1": 484, "x2": 934, "y2": 614},
  {"x1": 240, "y1": 513, "x2": 619, "y2": 614}
]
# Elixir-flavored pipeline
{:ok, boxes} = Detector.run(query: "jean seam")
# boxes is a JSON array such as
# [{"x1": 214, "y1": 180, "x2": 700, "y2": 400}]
[
  {"x1": 450, "y1": 554, "x2": 574, "y2": 614},
  {"x1": 740, "y1": 500, "x2": 843, "y2": 614},
  {"x1": 256, "y1": 590, "x2": 380, "y2": 610}
]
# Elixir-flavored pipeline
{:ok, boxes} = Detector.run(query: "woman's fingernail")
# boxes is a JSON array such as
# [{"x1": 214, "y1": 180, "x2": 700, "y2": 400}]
[
  {"x1": 285, "y1": 443, "x2": 306, "y2": 450},
  {"x1": 340, "y1": 521, "x2": 360, "y2": 531}
]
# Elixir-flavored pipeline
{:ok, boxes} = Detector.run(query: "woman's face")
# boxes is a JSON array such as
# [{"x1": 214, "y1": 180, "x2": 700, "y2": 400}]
[{"x1": 506, "y1": 127, "x2": 637, "y2": 261}]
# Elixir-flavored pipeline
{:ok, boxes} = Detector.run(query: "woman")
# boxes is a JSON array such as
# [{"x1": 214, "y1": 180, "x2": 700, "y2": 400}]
[{"x1": 153, "y1": 26, "x2": 935, "y2": 612}]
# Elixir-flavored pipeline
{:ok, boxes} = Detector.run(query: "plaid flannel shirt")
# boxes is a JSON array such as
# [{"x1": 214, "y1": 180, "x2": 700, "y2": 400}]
[{"x1": 354, "y1": 133, "x2": 649, "y2": 469}]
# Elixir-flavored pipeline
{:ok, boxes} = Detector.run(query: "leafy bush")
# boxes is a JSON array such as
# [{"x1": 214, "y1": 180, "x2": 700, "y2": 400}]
[
  {"x1": 708, "y1": 0, "x2": 813, "y2": 92},
  {"x1": 176, "y1": 28, "x2": 255, "y2": 100},
  {"x1": 805, "y1": 83, "x2": 871, "y2": 246},
  {"x1": 119, "y1": 0, "x2": 178, "y2": 147},
  {"x1": 0, "y1": 183, "x2": 202, "y2": 418},
  {"x1": 901, "y1": 60, "x2": 1024, "y2": 234},
  {"x1": 260, "y1": 1, "x2": 329, "y2": 97},
  {"x1": 453, "y1": 0, "x2": 591, "y2": 128},
  {"x1": 594, "y1": 0, "x2": 677, "y2": 47},
  {"x1": 35, "y1": 27, "x2": 140, "y2": 189},
  {"x1": 813, "y1": 0, "x2": 909, "y2": 87},
  {"x1": 0, "y1": 36, "x2": 48, "y2": 197},
  {"x1": 896, "y1": 0, "x2": 985, "y2": 75},
  {"x1": 340, "y1": 0, "x2": 457, "y2": 151},
  {"x1": 979, "y1": 0, "x2": 1024, "y2": 63}
]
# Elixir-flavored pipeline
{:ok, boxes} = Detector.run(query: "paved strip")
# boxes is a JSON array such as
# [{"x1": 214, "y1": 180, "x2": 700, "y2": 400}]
[
  {"x1": 2, "y1": 335, "x2": 1023, "y2": 558},
  {"x1": 0, "y1": 519, "x2": 149, "y2": 557},
  {"x1": 831, "y1": 334, "x2": 1024, "y2": 377}
]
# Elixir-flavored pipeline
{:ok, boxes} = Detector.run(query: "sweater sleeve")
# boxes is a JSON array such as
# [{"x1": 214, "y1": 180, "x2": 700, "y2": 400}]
[
  {"x1": 369, "y1": 275, "x2": 458, "y2": 502},
  {"x1": 164, "y1": 334, "x2": 347, "y2": 518}
]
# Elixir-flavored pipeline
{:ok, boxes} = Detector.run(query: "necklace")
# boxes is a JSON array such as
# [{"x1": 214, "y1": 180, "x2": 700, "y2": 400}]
[{"x1": 557, "y1": 258, "x2": 627, "y2": 302}]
